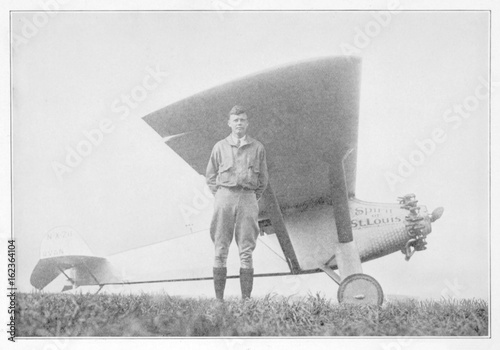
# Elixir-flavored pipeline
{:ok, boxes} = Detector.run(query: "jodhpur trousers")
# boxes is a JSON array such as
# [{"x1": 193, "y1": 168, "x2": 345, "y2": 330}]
[{"x1": 210, "y1": 187, "x2": 259, "y2": 269}]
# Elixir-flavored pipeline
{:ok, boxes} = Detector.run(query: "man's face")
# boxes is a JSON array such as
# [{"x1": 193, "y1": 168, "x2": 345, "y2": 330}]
[{"x1": 228, "y1": 113, "x2": 249, "y2": 137}]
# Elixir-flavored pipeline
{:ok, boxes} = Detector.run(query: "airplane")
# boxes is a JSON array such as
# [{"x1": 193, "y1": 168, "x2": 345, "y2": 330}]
[{"x1": 30, "y1": 56, "x2": 444, "y2": 305}]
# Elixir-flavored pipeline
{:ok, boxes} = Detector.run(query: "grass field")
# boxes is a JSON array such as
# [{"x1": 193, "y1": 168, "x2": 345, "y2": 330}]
[{"x1": 17, "y1": 292, "x2": 488, "y2": 337}]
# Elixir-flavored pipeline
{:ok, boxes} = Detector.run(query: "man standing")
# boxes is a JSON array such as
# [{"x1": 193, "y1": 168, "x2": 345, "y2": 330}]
[{"x1": 206, "y1": 105, "x2": 269, "y2": 300}]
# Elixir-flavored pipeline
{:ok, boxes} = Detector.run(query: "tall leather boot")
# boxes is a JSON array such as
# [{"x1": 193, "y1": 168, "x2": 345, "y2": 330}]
[
  {"x1": 240, "y1": 268, "x2": 254, "y2": 300},
  {"x1": 213, "y1": 267, "x2": 227, "y2": 301}
]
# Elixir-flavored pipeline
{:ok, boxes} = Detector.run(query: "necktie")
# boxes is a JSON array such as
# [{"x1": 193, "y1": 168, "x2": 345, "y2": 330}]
[{"x1": 236, "y1": 139, "x2": 241, "y2": 148}]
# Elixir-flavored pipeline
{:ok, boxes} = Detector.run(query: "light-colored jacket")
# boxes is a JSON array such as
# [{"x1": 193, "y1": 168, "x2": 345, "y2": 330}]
[{"x1": 206, "y1": 135, "x2": 269, "y2": 199}]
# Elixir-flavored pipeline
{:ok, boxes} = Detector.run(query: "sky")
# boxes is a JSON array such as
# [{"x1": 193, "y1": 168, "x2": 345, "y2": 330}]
[{"x1": 9, "y1": 10, "x2": 490, "y2": 301}]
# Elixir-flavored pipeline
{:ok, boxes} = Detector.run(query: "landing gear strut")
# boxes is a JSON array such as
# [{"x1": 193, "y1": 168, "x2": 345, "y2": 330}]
[{"x1": 324, "y1": 149, "x2": 384, "y2": 306}]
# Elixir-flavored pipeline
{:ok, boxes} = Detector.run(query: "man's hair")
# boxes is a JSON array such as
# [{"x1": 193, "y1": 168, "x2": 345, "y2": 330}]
[{"x1": 228, "y1": 105, "x2": 246, "y2": 117}]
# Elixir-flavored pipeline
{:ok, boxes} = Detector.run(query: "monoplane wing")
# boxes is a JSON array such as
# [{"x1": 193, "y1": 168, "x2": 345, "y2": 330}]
[{"x1": 143, "y1": 56, "x2": 361, "y2": 273}]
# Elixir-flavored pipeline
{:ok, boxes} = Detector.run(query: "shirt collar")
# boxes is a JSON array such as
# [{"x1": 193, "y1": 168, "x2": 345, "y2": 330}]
[
  {"x1": 226, "y1": 134, "x2": 253, "y2": 146},
  {"x1": 231, "y1": 134, "x2": 247, "y2": 144}
]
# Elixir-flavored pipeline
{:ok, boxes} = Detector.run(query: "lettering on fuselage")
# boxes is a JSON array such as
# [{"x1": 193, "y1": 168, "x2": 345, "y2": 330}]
[
  {"x1": 353, "y1": 207, "x2": 393, "y2": 216},
  {"x1": 351, "y1": 216, "x2": 402, "y2": 228},
  {"x1": 46, "y1": 229, "x2": 73, "y2": 240},
  {"x1": 41, "y1": 248, "x2": 66, "y2": 259},
  {"x1": 350, "y1": 204, "x2": 404, "y2": 229},
  {"x1": 40, "y1": 227, "x2": 79, "y2": 259}
]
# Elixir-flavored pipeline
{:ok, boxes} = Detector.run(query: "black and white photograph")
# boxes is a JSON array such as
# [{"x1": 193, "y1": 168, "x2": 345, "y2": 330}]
[{"x1": 1, "y1": 0, "x2": 498, "y2": 348}]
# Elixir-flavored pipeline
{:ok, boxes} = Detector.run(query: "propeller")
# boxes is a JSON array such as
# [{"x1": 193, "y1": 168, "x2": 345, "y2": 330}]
[{"x1": 430, "y1": 207, "x2": 444, "y2": 222}]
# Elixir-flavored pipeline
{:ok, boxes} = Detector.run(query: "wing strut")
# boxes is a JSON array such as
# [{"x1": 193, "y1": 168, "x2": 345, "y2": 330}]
[
  {"x1": 329, "y1": 148, "x2": 355, "y2": 243},
  {"x1": 261, "y1": 184, "x2": 301, "y2": 274},
  {"x1": 57, "y1": 266, "x2": 75, "y2": 285},
  {"x1": 327, "y1": 148, "x2": 363, "y2": 279}
]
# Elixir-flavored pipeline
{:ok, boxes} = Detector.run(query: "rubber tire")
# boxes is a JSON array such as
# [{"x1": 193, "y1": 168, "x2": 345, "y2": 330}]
[{"x1": 337, "y1": 273, "x2": 384, "y2": 306}]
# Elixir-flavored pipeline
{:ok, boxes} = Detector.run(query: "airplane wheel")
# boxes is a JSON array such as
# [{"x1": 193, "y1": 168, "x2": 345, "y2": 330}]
[{"x1": 337, "y1": 273, "x2": 384, "y2": 306}]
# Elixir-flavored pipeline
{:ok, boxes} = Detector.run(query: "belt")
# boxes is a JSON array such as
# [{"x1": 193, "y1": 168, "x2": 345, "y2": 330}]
[{"x1": 220, "y1": 185, "x2": 254, "y2": 192}]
